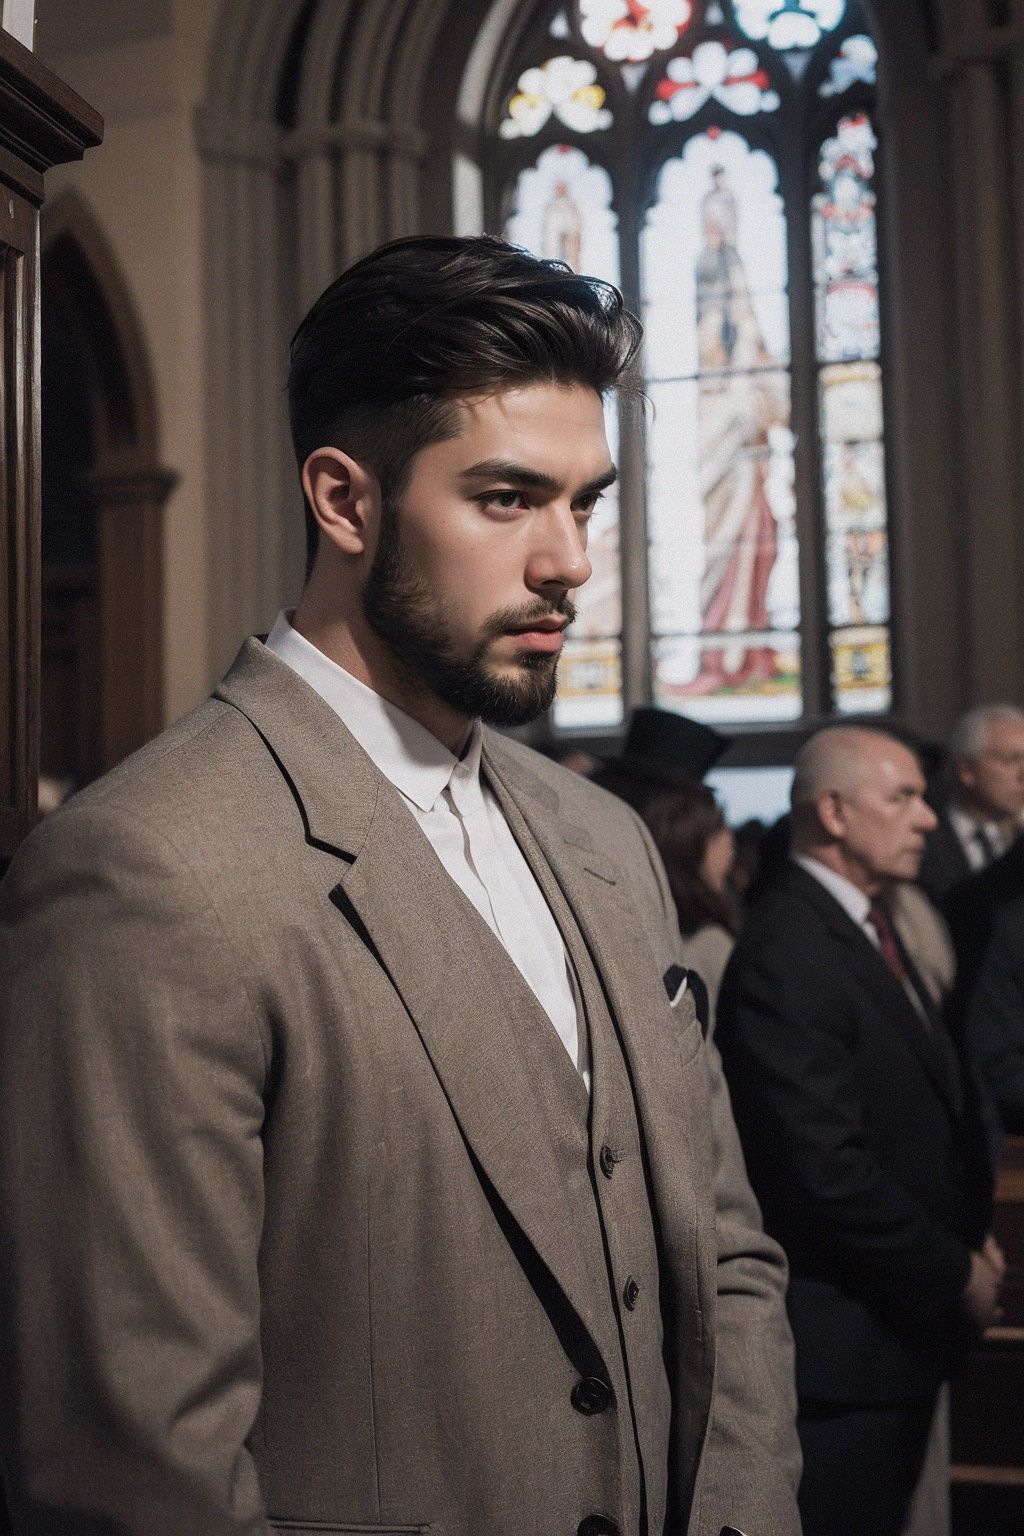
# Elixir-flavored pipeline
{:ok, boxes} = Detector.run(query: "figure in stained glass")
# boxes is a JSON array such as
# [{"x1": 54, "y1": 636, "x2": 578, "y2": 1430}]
[
  {"x1": 505, "y1": 144, "x2": 619, "y2": 285},
  {"x1": 543, "y1": 180, "x2": 584, "y2": 269},
  {"x1": 829, "y1": 525, "x2": 888, "y2": 626},
  {"x1": 685, "y1": 162, "x2": 789, "y2": 694}
]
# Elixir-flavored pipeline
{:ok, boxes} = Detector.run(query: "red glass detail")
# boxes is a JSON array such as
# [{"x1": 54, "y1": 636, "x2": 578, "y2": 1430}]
[{"x1": 612, "y1": 0, "x2": 693, "y2": 41}]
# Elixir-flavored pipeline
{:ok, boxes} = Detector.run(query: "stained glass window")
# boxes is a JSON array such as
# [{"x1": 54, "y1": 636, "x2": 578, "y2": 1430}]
[
  {"x1": 500, "y1": 57, "x2": 613, "y2": 138},
  {"x1": 504, "y1": 143, "x2": 619, "y2": 285},
  {"x1": 580, "y1": 0, "x2": 694, "y2": 63},
  {"x1": 485, "y1": 0, "x2": 891, "y2": 731},
  {"x1": 643, "y1": 132, "x2": 801, "y2": 722},
  {"x1": 649, "y1": 42, "x2": 780, "y2": 124},
  {"x1": 505, "y1": 145, "x2": 624, "y2": 727},
  {"x1": 734, "y1": 0, "x2": 846, "y2": 51},
  {"x1": 820, "y1": 34, "x2": 876, "y2": 96},
  {"x1": 814, "y1": 112, "x2": 891, "y2": 712},
  {"x1": 555, "y1": 398, "x2": 625, "y2": 727}
]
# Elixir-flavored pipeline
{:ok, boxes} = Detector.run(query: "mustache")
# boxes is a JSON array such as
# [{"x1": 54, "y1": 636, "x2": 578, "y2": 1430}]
[{"x1": 481, "y1": 596, "x2": 578, "y2": 644}]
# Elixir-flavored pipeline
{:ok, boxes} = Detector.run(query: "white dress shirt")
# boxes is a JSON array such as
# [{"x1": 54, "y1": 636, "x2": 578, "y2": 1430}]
[
  {"x1": 948, "y1": 804, "x2": 1011, "y2": 872},
  {"x1": 265, "y1": 612, "x2": 588, "y2": 1088},
  {"x1": 793, "y1": 854, "x2": 872, "y2": 934}
]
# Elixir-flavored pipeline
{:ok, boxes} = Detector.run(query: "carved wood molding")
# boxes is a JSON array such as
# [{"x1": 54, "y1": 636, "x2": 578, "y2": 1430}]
[
  {"x1": 0, "y1": 31, "x2": 101, "y2": 858},
  {"x1": 0, "y1": 30, "x2": 101, "y2": 203}
]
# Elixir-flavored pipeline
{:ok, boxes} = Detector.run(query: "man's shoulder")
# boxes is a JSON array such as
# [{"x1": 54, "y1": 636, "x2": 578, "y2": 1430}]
[
  {"x1": 5, "y1": 691, "x2": 284, "y2": 895},
  {"x1": 77, "y1": 692, "x2": 265, "y2": 814},
  {"x1": 743, "y1": 861, "x2": 828, "y2": 930},
  {"x1": 728, "y1": 865, "x2": 838, "y2": 974}
]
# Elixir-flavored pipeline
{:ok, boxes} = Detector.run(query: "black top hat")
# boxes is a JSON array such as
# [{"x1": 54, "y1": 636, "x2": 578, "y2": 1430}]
[{"x1": 611, "y1": 707, "x2": 731, "y2": 790}]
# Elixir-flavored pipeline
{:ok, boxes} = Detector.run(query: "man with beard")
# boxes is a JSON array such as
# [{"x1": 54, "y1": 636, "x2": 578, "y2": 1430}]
[{"x1": 0, "y1": 237, "x2": 800, "y2": 1536}]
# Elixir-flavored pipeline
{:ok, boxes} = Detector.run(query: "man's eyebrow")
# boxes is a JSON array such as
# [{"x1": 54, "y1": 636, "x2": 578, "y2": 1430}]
[{"x1": 458, "y1": 459, "x2": 618, "y2": 497}]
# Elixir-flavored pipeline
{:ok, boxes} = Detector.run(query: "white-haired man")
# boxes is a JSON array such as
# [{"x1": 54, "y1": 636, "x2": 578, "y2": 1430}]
[
  {"x1": 716, "y1": 727, "x2": 1002, "y2": 1536},
  {"x1": 919, "y1": 704, "x2": 1024, "y2": 903}
]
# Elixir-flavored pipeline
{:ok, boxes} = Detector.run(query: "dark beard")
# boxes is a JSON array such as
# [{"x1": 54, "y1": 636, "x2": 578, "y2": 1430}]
[{"x1": 361, "y1": 507, "x2": 575, "y2": 728}]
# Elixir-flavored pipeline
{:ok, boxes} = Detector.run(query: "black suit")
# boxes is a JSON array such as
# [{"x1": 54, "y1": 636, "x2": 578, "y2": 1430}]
[
  {"x1": 917, "y1": 809, "x2": 973, "y2": 905},
  {"x1": 716, "y1": 861, "x2": 993, "y2": 1536},
  {"x1": 965, "y1": 893, "x2": 1024, "y2": 1134},
  {"x1": 944, "y1": 835, "x2": 1024, "y2": 1021}
]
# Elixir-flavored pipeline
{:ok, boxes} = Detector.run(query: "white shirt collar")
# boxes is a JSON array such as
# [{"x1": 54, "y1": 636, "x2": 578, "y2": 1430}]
[
  {"x1": 264, "y1": 610, "x2": 480, "y2": 813},
  {"x1": 948, "y1": 802, "x2": 1004, "y2": 850},
  {"x1": 792, "y1": 853, "x2": 872, "y2": 928}
]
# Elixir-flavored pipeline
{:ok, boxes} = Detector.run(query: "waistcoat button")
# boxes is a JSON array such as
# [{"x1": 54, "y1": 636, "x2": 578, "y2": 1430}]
[
  {"x1": 578, "y1": 1517, "x2": 619, "y2": 1536},
  {"x1": 570, "y1": 1376, "x2": 612, "y2": 1415},
  {"x1": 622, "y1": 1276, "x2": 640, "y2": 1310},
  {"x1": 598, "y1": 1144, "x2": 616, "y2": 1178}
]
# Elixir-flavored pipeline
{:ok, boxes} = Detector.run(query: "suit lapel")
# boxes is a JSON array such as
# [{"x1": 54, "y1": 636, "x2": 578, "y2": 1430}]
[
  {"x1": 216, "y1": 641, "x2": 611, "y2": 1353},
  {"x1": 481, "y1": 735, "x2": 661, "y2": 1076},
  {"x1": 483, "y1": 737, "x2": 706, "y2": 1283},
  {"x1": 786, "y1": 866, "x2": 963, "y2": 1120}
]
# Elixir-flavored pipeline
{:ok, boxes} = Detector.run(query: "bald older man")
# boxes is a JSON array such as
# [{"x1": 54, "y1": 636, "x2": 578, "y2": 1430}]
[{"x1": 716, "y1": 727, "x2": 1001, "y2": 1536}]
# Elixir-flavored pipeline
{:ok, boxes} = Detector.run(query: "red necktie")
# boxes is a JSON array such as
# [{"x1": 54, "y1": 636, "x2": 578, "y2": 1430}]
[{"x1": 866, "y1": 901, "x2": 905, "y2": 983}]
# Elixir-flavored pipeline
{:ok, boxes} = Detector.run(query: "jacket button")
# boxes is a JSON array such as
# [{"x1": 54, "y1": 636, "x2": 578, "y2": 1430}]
[
  {"x1": 571, "y1": 1376, "x2": 612, "y2": 1415},
  {"x1": 578, "y1": 1518, "x2": 619, "y2": 1536},
  {"x1": 598, "y1": 1144, "x2": 616, "y2": 1178},
  {"x1": 622, "y1": 1276, "x2": 640, "y2": 1310}
]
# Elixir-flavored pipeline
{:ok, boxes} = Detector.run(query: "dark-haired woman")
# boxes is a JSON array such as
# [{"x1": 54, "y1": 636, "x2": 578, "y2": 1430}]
[{"x1": 642, "y1": 783, "x2": 739, "y2": 1031}]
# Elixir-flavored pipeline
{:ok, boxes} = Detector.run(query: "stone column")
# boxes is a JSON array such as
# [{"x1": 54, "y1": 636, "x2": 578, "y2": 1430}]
[
  {"x1": 933, "y1": 9, "x2": 1024, "y2": 702},
  {"x1": 387, "y1": 124, "x2": 428, "y2": 239},
  {"x1": 196, "y1": 111, "x2": 293, "y2": 672}
]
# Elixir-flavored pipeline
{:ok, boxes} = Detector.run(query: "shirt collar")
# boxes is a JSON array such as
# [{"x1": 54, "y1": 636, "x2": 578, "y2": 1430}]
[
  {"x1": 792, "y1": 853, "x2": 872, "y2": 929},
  {"x1": 948, "y1": 802, "x2": 1002, "y2": 846},
  {"x1": 264, "y1": 610, "x2": 480, "y2": 813}
]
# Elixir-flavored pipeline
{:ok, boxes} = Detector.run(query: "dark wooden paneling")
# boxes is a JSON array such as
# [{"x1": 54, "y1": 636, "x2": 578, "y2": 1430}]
[
  {"x1": 951, "y1": 1138, "x2": 1024, "y2": 1533},
  {"x1": 1, "y1": 188, "x2": 37, "y2": 856},
  {"x1": 0, "y1": 30, "x2": 101, "y2": 859}
]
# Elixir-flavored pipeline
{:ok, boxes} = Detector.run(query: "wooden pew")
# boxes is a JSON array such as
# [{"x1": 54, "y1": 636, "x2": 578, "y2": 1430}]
[{"x1": 951, "y1": 1136, "x2": 1024, "y2": 1533}]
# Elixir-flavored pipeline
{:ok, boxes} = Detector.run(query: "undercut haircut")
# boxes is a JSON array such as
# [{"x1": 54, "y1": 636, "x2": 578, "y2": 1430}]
[{"x1": 288, "y1": 234, "x2": 643, "y2": 571}]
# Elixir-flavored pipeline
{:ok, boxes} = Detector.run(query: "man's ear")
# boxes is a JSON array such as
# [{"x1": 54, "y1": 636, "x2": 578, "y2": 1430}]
[
  {"x1": 955, "y1": 755, "x2": 977, "y2": 794},
  {"x1": 302, "y1": 448, "x2": 378, "y2": 558},
  {"x1": 816, "y1": 789, "x2": 847, "y2": 841}
]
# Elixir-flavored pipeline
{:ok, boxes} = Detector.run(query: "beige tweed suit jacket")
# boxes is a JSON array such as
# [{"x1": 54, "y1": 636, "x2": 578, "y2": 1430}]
[{"x1": 0, "y1": 640, "x2": 800, "y2": 1536}]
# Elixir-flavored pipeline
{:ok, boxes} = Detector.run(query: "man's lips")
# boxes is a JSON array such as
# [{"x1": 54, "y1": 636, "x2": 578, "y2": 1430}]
[{"x1": 506, "y1": 618, "x2": 568, "y2": 653}]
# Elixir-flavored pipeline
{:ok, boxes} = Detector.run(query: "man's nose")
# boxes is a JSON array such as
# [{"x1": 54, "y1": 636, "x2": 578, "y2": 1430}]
[
  {"x1": 917, "y1": 799, "x2": 938, "y2": 832},
  {"x1": 526, "y1": 505, "x2": 592, "y2": 592}
]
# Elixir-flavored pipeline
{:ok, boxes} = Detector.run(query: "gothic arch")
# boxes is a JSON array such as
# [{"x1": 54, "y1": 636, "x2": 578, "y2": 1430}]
[
  {"x1": 40, "y1": 191, "x2": 176, "y2": 771},
  {"x1": 196, "y1": 0, "x2": 1024, "y2": 728}
]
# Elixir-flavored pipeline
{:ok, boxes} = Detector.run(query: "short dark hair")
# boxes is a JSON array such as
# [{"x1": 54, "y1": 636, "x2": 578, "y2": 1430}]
[
  {"x1": 288, "y1": 234, "x2": 642, "y2": 570},
  {"x1": 641, "y1": 784, "x2": 737, "y2": 937}
]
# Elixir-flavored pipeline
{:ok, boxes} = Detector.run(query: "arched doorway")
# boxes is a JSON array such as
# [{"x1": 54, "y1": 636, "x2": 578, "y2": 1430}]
[{"x1": 39, "y1": 193, "x2": 176, "y2": 792}]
